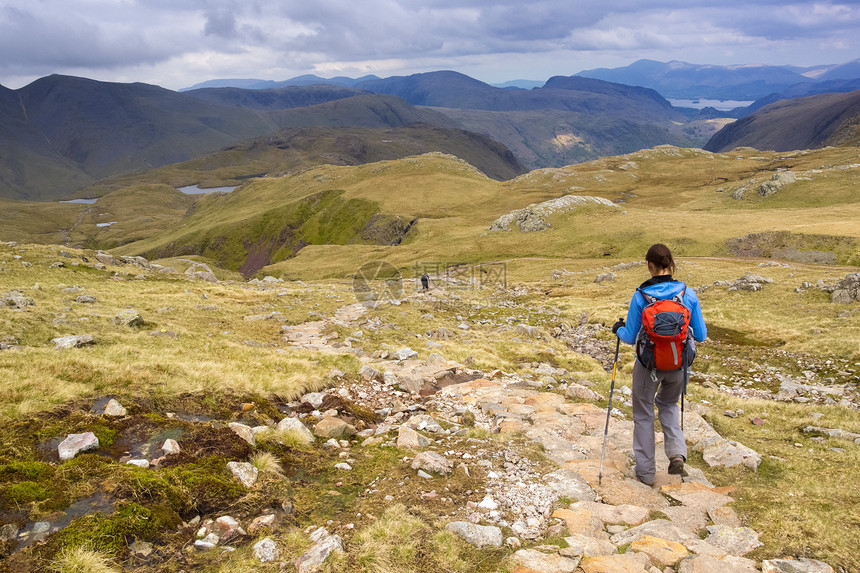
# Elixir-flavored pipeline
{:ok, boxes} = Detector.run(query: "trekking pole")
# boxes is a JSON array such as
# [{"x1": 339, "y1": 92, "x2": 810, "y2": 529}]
[{"x1": 598, "y1": 332, "x2": 622, "y2": 487}]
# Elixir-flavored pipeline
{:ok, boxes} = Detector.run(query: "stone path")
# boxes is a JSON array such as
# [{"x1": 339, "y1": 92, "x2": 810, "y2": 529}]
[
  {"x1": 281, "y1": 303, "x2": 367, "y2": 352},
  {"x1": 280, "y1": 299, "x2": 833, "y2": 573}
]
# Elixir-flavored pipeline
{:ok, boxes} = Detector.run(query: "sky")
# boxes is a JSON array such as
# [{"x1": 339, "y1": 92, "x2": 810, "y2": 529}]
[{"x1": 1, "y1": 0, "x2": 859, "y2": 91}]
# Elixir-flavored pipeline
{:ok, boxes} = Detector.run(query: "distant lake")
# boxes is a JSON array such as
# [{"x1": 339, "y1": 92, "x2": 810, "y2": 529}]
[
  {"x1": 96, "y1": 222, "x2": 117, "y2": 228},
  {"x1": 669, "y1": 99, "x2": 754, "y2": 111},
  {"x1": 59, "y1": 198, "x2": 98, "y2": 204},
  {"x1": 178, "y1": 185, "x2": 238, "y2": 195}
]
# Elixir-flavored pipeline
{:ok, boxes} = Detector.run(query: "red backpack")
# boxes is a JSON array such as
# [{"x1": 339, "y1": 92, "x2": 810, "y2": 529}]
[{"x1": 636, "y1": 286, "x2": 695, "y2": 371}]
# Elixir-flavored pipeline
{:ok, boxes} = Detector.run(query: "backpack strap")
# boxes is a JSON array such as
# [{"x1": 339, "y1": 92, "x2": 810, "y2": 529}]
[
  {"x1": 637, "y1": 288, "x2": 658, "y2": 305},
  {"x1": 638, "y1": 285, "x2": 686, "y2": 305}
]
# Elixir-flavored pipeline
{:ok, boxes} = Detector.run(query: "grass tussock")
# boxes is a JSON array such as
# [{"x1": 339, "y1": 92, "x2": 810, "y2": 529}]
[
  {"x1": 249, "y1": 451, "x2": 284, "y2": 476},
  {"x1": 49, "y1": 546, "x2": 120, "y2": 573},
  {"x1": 255, "y1": 427, "x2": 315, "y2": 450}
]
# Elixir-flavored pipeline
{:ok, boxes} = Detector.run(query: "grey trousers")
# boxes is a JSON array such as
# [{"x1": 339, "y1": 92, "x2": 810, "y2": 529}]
[{"x1": 632, "y1": 360, "x2": 687, "y2": 482}]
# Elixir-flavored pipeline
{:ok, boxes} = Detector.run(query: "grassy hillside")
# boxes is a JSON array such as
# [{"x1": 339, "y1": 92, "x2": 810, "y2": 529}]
[
  {"x1": 84, "y1": 124, "x2": 525, "y2": 196},
  {"x1": 105, "y1": 145, "x2": 860, "y2": 282},
  {"x1": 4, "y1": 144, "x2": 859, "y2": 280},
  {"x1": 705, "y1": 90, "x2": 860, "y2": 152}
]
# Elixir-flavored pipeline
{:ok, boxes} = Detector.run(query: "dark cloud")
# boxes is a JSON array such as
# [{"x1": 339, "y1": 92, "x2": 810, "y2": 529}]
[
  {"x1": 0, "y1": 0, "x2": 857, "y2": 88},
  {"x1": 204, "y1": 9, "x2": 237, "y2": 38}
]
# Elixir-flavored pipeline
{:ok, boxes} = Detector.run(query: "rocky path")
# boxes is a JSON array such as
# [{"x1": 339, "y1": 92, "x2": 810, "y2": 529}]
[
  {"x1": 277, "y1": 300, "x2": 831, "y2": 573},
  {"x1": 281, "y1": 302, "x2": 367, "y2": 352}
]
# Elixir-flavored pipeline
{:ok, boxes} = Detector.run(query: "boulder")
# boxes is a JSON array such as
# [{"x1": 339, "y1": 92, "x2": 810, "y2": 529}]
[
  {"x1": 394, "y1": 347, "x2": 418, "y2": 360},
  {"x1": 52, "y1": 334, "x2": 95, "y2": 349},
  {"x1": 226, "y1": 461, "x2": 258, "y2": 488},
  {"x1": 162, "y1": 439, "x2": 181, "y2": 455},
  {"x1": 253, "y1": 537, "x2": 280, "y2": 562},
  {"x1": 95, "y1": 251, "x2": 119, "y2": 266},
  {"x1": 58, "y1": 432, "x2": 99, "y2": 460},
  {"x1": 277, "y1": 417, "x2": 315, "y2": 442},
  {"x1": 228, "y1": 422, "x2": 256, "y2": 446},
  {"x1": 313, "y1": 416, "x2": 357, "y2": 439},
  {"x1": 397, "y1": 425, "x2": 430, "y2": 448},
  {"x1": 565, "y1": 383, "x2": 603, "y2": 402},
  {"x1": 295, "y1": 530, "x2": 344, "y2": 572},
  {"x1": 113, "y1": 309, "x2": 143, "y2": 327},
  {"x1": 758, "y1": 172, "x2": 796, "y2": 197},
  {"x1": 1, "y1": 291, "x2": 34, "y2": 309},
  {"x1": 445, "y1": 522, "x2": 503, "y2": 548},
  {"x1": 358, "y1": 365, "x2": 382, "y2": 381},
  {"x1": 411, "y1": 451, "x2": 453, "y2": 475},
  {"x1": 103, "y1": 398, "x2": 127, "y2": 417},
  {"x1": 75, "y1": 294, "x2": 97, "y2": 304}
]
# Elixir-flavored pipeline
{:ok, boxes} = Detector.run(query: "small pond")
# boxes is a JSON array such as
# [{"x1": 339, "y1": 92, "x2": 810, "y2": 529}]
[{"x1": 178, "y1": 185, "x2": 238, "y2": 195}]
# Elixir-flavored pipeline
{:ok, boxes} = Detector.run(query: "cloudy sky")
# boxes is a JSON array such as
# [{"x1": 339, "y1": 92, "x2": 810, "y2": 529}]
[{"x1": 1, "y1": 0, "x2": 858, "y2": 90}]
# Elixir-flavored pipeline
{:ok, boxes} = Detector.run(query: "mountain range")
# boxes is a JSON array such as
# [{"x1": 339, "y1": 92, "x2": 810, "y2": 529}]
[
  {"x1": 576, "y1": 58, "x2": 860, "y2": 100},
  {"x1": 3, "y1": 59, "x2": 860, "y2": 203},
  {"x1": 0, "y1": 71, "x2": 701, "y2": 201},
  {"x1": 704, "y1": 90, "x2": 860, "y2": 152}
]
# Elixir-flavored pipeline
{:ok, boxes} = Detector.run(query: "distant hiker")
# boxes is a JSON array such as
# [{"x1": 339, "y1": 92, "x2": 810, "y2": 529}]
[
  {"x1": 613, "y1": 244, "x2": 707, "y2": 486},
  {"x1": 420, "y1": 273, "x2": 430, "y2": 291}
]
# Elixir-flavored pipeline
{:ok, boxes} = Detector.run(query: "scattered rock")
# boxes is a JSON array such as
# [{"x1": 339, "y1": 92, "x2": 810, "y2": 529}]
[
  {"x1": 253, "y1": 537, "x2": 280, "y2": 562},
  {"x1": 397, "y1": 425, "x2": 430, "y2": 448},
  {"x1": 228, "y1": 422, "x2": 256, "y2": 446},
  {"x1": 445, "y1": 522, "x2": 503, "y2": 548},
  {"x1": 58, "y1": 432, "x2": 99, "y2": 461},
  {"x1": 113, "y1": 308, "x2": 143, "y2": 327},
  {"x1": 314, "y1": 416, "x2": 357, "y2": 439},
  {"x1": 411, "y1": 451, "x2": 453, "y2": 475},
  {"x1": 1, "y1": 291, "x2": 35, "y2": 309},
  {"x1": 295, "y1": 529, "x2": 344, "y2": 572},
  {"x1": 103, "y1": 398, "x2": 127, "y2": 417},
  {"x1": 277, "y1": 417, "x2": 315, "y2": 442},
  {"x1": 758, "y1": 172, "x2": 796, "y2": 197},
  {"x1": 394, "y1": 347, "x2": 418, "y2": 360},
  {"x1": 249, "y1": 514, "x2": 276, "y2": 534},
  {"x1": 52, "y1": 334, "x2": 95, "y2": 349},
  {"x1": 565, "y1": 383, "x2": 603, "y2": 401},
  {"x1": 358, "y1": 365, "x2": 382, "y2": 381},
  {"x1": 162, "y1": 439, "x2": 181, "y2": 455},
  {"x1": 226, "y1": 461, "x2": 258, "y2": 488},
  {"x1": 488, "y1": 195, "x2": 618, "y2": 232}
]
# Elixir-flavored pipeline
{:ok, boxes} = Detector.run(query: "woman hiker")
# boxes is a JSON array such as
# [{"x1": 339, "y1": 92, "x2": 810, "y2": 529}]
[{"x1": 612, "y1": 244, "x2": 707, "y2": 486}]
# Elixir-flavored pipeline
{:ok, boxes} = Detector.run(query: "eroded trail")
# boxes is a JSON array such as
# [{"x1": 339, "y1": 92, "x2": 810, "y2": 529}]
[{"x1": 277, "y1": 296, "x2": 772, "y2": 571}]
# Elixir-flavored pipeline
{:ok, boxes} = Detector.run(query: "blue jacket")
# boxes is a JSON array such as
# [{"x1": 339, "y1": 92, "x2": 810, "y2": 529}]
[{"x1": 616, "y1": 275, "x2": 707, "y2": 346}]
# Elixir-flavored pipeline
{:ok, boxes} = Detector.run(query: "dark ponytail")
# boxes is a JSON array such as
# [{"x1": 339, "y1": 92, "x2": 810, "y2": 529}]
[{"x1": 646, "y1": 243, "x2": 675, "y2": 274}]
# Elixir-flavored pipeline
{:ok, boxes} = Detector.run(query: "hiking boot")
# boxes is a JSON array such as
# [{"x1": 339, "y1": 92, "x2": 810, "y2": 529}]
[
  {"x1": 668, "y1": 456, "x2": 687, "y2": 477},
  {"x1": 636, "y1": 475, "x2": 654, "y2": 487}
]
